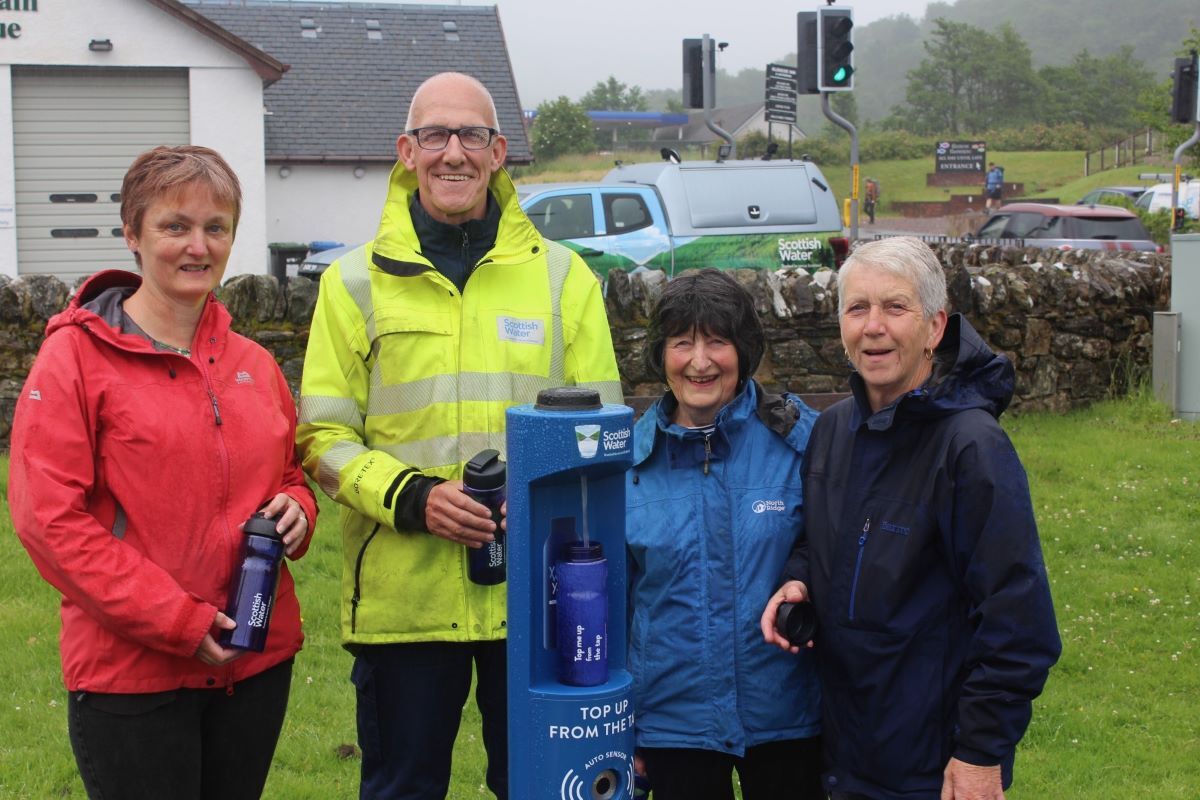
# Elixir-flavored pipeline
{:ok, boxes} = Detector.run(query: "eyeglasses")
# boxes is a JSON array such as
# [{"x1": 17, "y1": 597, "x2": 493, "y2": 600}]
[{"x1": 406, "y1": 126, "x2": 498, "y2": 151}]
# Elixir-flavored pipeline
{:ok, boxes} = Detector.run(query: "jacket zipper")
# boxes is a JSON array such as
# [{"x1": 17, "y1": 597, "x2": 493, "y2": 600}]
[
  {"x1": 848, "y1": 516, "x2": 871, "y2": 621},
  {"x1": 350, "y1": 523, "x2": 381, "y2": 633},
  {"x1": 206, "y1": 387, "x2": 223, "y2": 425},
  {"x1": 703, "y1": 432, "x2": 713, "y2": 475}
]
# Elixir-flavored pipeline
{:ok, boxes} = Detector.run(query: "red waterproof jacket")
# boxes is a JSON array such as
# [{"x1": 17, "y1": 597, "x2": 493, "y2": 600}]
[{"x1": 8, "y1": 270, "x2": 317, "y2": 694}]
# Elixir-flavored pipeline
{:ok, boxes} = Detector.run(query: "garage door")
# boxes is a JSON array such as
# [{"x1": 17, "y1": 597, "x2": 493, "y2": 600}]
[{"x1": 12, "y1": 67, "x2": 189, "y2": 281}]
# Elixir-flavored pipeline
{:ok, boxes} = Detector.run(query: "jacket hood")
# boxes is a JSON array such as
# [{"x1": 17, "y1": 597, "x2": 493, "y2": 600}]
[
  {"x1": 370, "y1": 162, "x2": 542, "y2": 272},
  {"x1": 850, "y1": 313, "x2": 1014, "y2": 430},
  {"x1": 44, "y1": 269, "x2": 231, "y2": 355},
  {"x1": 45, "y1": 270, "x2": 142, "y2": 337}
]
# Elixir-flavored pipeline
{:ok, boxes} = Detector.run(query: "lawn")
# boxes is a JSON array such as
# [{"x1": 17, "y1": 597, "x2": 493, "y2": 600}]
[{"x1": 1, "y1": 391, "x2": 1197, "y2": 798}]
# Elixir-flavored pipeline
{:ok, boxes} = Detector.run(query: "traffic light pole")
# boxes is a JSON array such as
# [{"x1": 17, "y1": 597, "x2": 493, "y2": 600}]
[
  {"x1": 701, "y1": 34, "x2": 736, "y2": 160},
  {"x1": 1172, "y1": 123, "x2": 1199, "y2": 231},
  {"x1": 822, "y1": 91, "x2": 859, "y2": 241}
]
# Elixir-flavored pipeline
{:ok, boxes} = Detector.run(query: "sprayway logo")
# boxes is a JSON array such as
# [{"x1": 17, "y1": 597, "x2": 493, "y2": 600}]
[
  {"x1": 236, "y1": 370, "x2": 253, "y2": 385},
  {"x1": 497, "y1": 316, "x2": 545, "y2": 345},
  {"x1": 752, "y1": 499, "x2": 786, "y2": 514},
  {"x1": 28, "y1": 389, "x2": 41, "y2": 400},
  {"x1": 575, "y1": 425, "x2": 601, "y2": 459}
]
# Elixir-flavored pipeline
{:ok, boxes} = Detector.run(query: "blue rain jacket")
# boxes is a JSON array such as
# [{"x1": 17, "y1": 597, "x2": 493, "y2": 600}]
[
  {"x1": 627, "y1": 380, "x2": 821, "y2": 755},
  {"x1": 788, "y1": 314, "x2": 1061, "y2": 799}
]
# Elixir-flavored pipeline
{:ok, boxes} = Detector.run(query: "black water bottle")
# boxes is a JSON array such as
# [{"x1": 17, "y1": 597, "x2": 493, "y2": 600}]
[
  {"x1": 463, "y1": 449, "x2": 507, "y2": 585},
  {"x1": 220, "y1": 512, "x2": 285, "y2": 652}
]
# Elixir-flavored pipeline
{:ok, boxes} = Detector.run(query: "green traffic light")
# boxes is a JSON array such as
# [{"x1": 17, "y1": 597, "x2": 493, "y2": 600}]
[{"x1": 832, "y1": 65, "x2": 854, "y2": 84}]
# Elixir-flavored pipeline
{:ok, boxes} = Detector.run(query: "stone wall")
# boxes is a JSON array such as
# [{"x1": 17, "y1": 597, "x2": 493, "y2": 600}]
[{"x1": 0, "y1": 243, "x2": 1170, "y2": 449}]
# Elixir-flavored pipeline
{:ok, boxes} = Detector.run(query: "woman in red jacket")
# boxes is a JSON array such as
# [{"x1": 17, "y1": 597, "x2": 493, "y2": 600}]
[{"x1": 8, "y1": 146, "x2": 317, "y2": 800}]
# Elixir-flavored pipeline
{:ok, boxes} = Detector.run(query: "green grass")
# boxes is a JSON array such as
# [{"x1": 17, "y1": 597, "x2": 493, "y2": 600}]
[{"x1": 2, "y1": 391, "x2": 1198, "y2": 797}]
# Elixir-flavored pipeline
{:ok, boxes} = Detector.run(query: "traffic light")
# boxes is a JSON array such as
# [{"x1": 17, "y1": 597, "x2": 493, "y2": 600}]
[
  {"x1": 796, "y1": 11, "x2": 819, "y2": 95},
  {"x1": 819, "y1": 7, "x2": 854, "y2": 91},
  {"x1": 1170, "y1": 52, "x2": 1198, "y2": 124},
  {"x1": 682, "y1": 38, "x2": 714, "y2": 109}
]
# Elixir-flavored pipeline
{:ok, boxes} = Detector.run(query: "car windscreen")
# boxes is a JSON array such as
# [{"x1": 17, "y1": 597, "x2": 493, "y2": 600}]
[{"x1": 680, "y1": 167, "x2": 818, "y2": 228}]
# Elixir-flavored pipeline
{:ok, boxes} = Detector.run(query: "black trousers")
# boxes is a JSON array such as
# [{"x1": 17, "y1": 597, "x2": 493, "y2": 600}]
[
  {"x1": 352, "y1": 640, "x2": 507, "y2": 800},
  {"x1": 639, "y1": 736, "x2": 823, "y2": 800},
  {"x1": 67, "y1": 658, "x2": 292, "y2": 800}
]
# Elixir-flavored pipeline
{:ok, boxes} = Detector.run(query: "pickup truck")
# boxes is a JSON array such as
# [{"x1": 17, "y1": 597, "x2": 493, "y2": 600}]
[{"x1": 517, "y1": 157, "x2": 848, "y2": 278}]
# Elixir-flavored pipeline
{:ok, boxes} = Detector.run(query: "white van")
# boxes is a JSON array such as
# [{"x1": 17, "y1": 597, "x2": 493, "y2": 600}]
[{"x1": 1135, "y1": 179, "x2": 1200, "y2": 219}]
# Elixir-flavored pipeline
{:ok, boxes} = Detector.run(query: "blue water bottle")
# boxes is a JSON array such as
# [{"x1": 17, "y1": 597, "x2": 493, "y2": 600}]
[
  {"x1": 556, "y1": 541, "x2": 608, "y2": 686},
  {"x1": 463, "y1": 449, "x2": 507, "y2": 585},
  {"x1": 220, "y1": 512, "x2": 285, "y2": 652}
]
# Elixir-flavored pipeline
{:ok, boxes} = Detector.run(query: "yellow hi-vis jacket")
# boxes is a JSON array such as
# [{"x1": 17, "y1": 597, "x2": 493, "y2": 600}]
[{"x1": 297, "y1": 164, "x2": 622, "y2": 645}]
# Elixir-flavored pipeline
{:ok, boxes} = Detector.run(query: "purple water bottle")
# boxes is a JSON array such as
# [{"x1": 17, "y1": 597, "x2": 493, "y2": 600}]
[
  {"x1": 220, "y1": 512, "x2": 285, "y2": 652},
  {"x1": 463, "y1": 449, "x2": 507, "y2": 585},
  {"x1": 556, "y1": 541, "x2": 608, "y2": 686}
]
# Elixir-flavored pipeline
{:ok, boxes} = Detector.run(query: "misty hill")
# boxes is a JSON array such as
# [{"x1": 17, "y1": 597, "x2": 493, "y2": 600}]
[{"x1": 673, "y1": 0, "x2": 1200, "y2": 131}]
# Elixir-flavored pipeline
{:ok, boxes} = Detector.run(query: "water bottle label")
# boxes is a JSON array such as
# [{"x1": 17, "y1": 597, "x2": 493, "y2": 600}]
[
  {"x1": 248, "y1": 592, "x2": 271, "y2": 629},
  {"x1": 487, "y1": 540, "x2": 503, "y2": 568}
]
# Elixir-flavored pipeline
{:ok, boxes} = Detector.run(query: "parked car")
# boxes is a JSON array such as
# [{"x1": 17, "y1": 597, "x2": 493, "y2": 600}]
[
  {"x1": 1133, "y1": 179, "x2": 1200, "y2": 220},
  {"x1": 973, "y1": 202, "x2": 1162, "y2": 252},
  {"x1": 299, "y1": 155, "x2": 849, "y2": 280},
  {"x1": 517, "y1": 155, "x2": 848, "y2": 279},
  {"x1": 298, "y1": 242, "x2": 356, "y2": 280},
  {"x1": 1076, "y1": 186, "x2": 1146, "y2": 207}
]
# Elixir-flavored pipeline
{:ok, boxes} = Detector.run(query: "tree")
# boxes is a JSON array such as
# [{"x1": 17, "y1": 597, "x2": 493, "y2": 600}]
[
  {"x1": 580, "y1": 76, "x2": 648, "y2": 111},
  {"x1": 530, "y1": 97, "x2": 594, "y2": 161},
  {"x1": 893, "y1": 19, "x2": 1039, "y2": 134},
  {"x1": 1039, "y1": 47, "x2": 1156, "y2": 129}
]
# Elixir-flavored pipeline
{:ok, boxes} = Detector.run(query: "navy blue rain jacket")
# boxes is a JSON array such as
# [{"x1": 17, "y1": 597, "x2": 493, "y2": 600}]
[
  {"x1": 787, "y1": 314, "x2": 1061, "y2": 799},
  {"x1": 627, "y1": 380, "x2": 821, "y2": 755}
]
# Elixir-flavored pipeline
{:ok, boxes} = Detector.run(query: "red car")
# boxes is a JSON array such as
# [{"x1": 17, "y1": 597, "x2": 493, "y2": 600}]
[{"x1": 974, "y1": 203, "x2": 1162, "y2": 252}]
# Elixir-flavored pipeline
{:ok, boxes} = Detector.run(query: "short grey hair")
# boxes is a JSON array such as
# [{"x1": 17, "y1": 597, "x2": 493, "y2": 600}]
[
  {"x1": 405, "y1": 72, "x2": 500, "y2": 132},
  {"x1": 837, "y1": 236, "x2": 947, "y2": 317}
]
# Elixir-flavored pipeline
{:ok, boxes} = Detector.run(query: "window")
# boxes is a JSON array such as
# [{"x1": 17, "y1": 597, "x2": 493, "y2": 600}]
[
  {"x1": 603, "y1": 194, "x2": 652, "y2": 235},
  {"x1": 525, "y1": 194, "x2": 594, "y2": 240}
]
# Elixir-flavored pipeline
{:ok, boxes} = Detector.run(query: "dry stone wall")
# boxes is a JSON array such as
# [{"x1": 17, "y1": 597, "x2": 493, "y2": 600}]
[{"x1": 0, "y1": 243, "x2": 1170, "y2": 449}]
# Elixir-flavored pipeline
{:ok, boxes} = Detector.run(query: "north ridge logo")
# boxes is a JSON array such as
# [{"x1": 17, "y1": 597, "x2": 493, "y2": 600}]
[
  {"x1": 497, "y1": 316, "x2": 545, "y2": 345},
  {"x1": 752, "y1": 499, "x2": 786, "y2": 513}
]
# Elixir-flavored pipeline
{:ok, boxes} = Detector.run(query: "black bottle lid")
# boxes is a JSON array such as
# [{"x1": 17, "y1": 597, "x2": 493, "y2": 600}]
[
  {"x1": 243, "y1": 511, "x2": 282, "y2": 539},
  {"x1": 463, "y1": 449, "x2": 506, "y2": 490},
  {"x1": 535, "y1": 387, "x2": 602, "y2": 411},
  {"x1": 567, "y1": 541, "x2": 604, "y2": 562}
]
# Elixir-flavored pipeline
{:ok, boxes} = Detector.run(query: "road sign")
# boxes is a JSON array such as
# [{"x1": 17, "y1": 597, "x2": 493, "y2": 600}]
[
  {"x1": 766, "y1": 89, "x2": 796, "y2": 104},
  {"x1": 767, "y1": 77, "x2": 797, "y2": 93},
  {"x1": 767, "y1": 63, "x2": 797, "y2": 79},
  {"x1": 765, "y1": 98, "x2": 796, "y2": 123}
]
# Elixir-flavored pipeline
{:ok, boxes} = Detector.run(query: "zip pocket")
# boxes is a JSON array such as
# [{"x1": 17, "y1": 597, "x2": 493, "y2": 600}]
[
  {"x1": 350, "y1": 523, "x2": 381, "y2": 633},
  {"x1": 848, "y1": 516, "x2": 871, "y2": 621}
]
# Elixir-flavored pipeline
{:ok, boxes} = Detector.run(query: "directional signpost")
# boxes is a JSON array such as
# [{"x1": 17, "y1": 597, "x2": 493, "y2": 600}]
[{"x1": 764, "y1": 63, "x2": 798, "y2": 124}]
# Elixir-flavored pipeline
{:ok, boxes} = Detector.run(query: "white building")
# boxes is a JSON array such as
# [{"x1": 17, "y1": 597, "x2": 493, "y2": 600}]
[{"x1": 0, "y1": 0, "x2": 529, "y2": 282}]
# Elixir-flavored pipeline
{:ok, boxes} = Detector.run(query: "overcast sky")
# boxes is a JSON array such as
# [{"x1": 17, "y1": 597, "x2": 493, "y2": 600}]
[
  {"x1": 489, "y1": 0, "x2": 935, "y2": 106},
  {"x1": 348, "y1": 0, "x2": 935, "y2": 107}
]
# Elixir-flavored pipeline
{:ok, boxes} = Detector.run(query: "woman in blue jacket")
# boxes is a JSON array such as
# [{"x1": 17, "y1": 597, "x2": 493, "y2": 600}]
[
  {"x1": 762, "y1": 237, "x2": 1061, "y2": 800},
  {"x1": 627, "y1": 269, "x2": 823, "y2": 800}
]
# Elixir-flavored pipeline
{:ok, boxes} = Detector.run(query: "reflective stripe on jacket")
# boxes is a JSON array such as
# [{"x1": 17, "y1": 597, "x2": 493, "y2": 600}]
[
  {"x1": 626, "y1": 381, "x2": 821, "y2": 755},
  {"x1": 297, "y1": 164, "x2": 622, "y2": 644}
]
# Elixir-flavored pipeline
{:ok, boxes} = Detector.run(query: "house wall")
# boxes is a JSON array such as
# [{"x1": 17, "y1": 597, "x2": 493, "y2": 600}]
[{"x1": 0, "y1": 0, "x2": 268, "y2": 278}]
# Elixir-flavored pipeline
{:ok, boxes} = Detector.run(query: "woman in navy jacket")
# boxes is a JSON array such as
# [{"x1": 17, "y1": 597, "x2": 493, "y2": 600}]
[
  {"x1": 762, "y1": 237, "x2": 1060, "y2": 800},
  {"x1": 627, "y1": 269, "x2": 823, "y2": 800}
]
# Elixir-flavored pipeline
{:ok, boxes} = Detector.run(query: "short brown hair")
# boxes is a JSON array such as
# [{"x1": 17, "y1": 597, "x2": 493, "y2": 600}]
[{"x1": 120, "y1": 145, "x2": 242, "y2": 238}]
